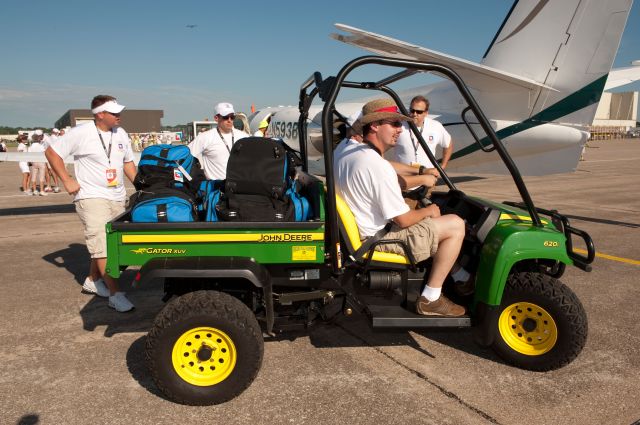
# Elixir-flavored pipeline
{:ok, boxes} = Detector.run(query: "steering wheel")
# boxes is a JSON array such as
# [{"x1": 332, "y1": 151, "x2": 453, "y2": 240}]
[{"x1": 402, "y1": 185, "x2": 432, "y2": 208}]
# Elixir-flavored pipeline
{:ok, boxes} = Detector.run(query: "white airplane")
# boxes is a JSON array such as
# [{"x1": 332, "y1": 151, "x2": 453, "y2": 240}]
[{"x1": 247, "y1": 0, "x2": 640, "y2": 176}]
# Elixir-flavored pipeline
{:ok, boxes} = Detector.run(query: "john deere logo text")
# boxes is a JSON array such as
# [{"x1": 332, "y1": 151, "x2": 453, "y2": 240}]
[
  {"x1": 131, "y1": 248, "x2": 187, "y2": 255},
  {"x1": 258, "y1": 233, "x2": 313, "y2": 242}
]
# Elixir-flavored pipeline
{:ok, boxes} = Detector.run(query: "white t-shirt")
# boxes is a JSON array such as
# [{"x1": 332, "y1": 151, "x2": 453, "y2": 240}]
[
  {"x1": 188, "y1": 128, "x2": 249, "y2": 180},
  {"x1": 28, "y1": 141, "x2": 45, "y2": 154},
  {"x1": 388, "y1": 117, "x2": 451, "y2": 167},
  {"x1": 17, "y1": 142, "x2": 27, "y2": 153},
  {"x1": 335, "y1": 143, "x2": 409, "y2": 238},
  {"x1": 51, "y1": 122, "x2": 134, "y2": 201}
]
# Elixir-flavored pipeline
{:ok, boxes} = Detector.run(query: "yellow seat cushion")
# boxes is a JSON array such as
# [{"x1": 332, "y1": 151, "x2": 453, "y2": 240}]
[{"x1": 335, "y1": 195, "x2": 410, "y2": 265}]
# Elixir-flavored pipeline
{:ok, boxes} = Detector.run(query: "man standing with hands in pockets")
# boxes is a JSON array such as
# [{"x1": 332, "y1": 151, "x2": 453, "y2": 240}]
[{"x1": 45, "y1": 95, "x2": 137, "y2": 312}]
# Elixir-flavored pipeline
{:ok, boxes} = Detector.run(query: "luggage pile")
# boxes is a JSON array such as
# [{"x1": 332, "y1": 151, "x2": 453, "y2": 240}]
[{"x1": 129, "y1": 138, "x2": 311, "y2": 223}]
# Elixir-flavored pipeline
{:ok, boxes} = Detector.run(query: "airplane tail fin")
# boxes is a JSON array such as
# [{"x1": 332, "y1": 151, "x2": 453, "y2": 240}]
[{"x1": 481, "y1": 0, "x2": 633, "y2": 125}]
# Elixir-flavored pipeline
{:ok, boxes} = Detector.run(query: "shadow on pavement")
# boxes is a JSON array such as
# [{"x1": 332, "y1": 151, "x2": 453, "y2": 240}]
[
  {"x1": 126, "y1": 335, "x2": 168, "y2": 401},
  {"x1": 0, "y1": 203, "x2": 75, "y2": 217},
  {"x1": 42, "y1": 243, "x2": 89, "y2": 285},
  {"x1": 79, "y1": 274, "x2": 165, "y2": 337},
  {"x1": 16, "y1": 414, "x2": 39, "y2": 425}
]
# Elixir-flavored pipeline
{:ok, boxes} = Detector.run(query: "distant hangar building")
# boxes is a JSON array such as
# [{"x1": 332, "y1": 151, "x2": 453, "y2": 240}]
[
  {"x1": 55, "y1": 109, "x2": 164, "y2": 133},
  {"x1": 589, "y1": 91, "x2": 638, "y2": 139}
]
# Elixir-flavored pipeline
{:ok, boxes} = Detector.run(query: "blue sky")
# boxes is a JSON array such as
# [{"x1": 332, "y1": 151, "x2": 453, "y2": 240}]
[{"x1": 1, "y1": 0, "x2": 638, "y2": 127}]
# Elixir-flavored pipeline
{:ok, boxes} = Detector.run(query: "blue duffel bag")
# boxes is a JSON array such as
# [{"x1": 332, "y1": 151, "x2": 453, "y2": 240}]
[
  {"x1": 130, "y1": 189, "x2": 197, "y2": 223},
  {"x1": 133, "y1": 144, "x2": 204, "y2": 194}
]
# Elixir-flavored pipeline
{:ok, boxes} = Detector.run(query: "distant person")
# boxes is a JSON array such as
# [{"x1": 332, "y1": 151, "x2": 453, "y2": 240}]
[
  {"x1": 0, "y1": 140, "x2": 6, "y2": 152},
  {"x1": 45, "y1": 95, "x2": 137, "y2": 312},
  {"x1": 188, "y1": 102, "x2": 250, "y2": 180},
  {"x1": 17, "y1": 134, "x2": 31, "y2": 194},
  {"x1": 335, "y1": 98, "x2": 466, "y2": 317},
  {"x1": 42, "y1": 128, "x2": 61, "y2": 193},
  {"x1": 253, "y1": 119, "x2": 270, "y2": 137},
  {"x1": 388, "y1": 95, "x2": 453, "y2": 173},
  {"x1": 28, "y1": 130, "x2": 47, "y2": 196}
]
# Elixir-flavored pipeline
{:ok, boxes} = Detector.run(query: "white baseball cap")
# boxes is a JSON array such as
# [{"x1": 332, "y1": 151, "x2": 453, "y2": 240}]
[
  {"x1": 91, "y1": 100, "x2": 126, "y2": 114},
  {"x1": 34, "y1": 129, "x2": 43, "y2": 136},
  {"x1": 52, "y1": 128, "x2": 60, "y2": 133},
  {"x1": 215, "y1": 102, "x2": 235, "y2": 117}
]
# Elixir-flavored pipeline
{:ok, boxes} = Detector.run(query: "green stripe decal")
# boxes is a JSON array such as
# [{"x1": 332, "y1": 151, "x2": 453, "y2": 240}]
[{"x1": 451, "y1": 74, "x2": 608, "y2": 160}]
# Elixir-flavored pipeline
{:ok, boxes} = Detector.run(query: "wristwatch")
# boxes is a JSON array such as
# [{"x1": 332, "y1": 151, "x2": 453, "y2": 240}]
[{"x1": 418, "y1": 165, "x2": 427, "y2": 175}]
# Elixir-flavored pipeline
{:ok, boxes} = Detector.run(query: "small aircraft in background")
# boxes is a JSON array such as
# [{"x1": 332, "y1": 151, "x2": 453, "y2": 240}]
[{"x1": 248, "y1": 0, "x2": 640, "y2": 176}]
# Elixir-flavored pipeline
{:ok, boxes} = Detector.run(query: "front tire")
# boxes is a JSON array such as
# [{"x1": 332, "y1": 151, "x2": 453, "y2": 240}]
[
  {"x1": 491, "y1": 272, "x2": 587, "y2": 371},
  {"x1": 145, "y1": 290, "x2": 263, "y2": 405}
]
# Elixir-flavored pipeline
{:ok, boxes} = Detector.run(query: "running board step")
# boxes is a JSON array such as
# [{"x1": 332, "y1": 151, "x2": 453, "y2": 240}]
[{"x1": 368, "y1": 305, "x2": 472, "y2": 328}]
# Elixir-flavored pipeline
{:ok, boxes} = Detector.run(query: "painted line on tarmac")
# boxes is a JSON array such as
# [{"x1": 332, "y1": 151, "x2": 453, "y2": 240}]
[
  {"x1": 574, "y1": 248, "x2": 640, "y2": 266},
  {"x1": 585, "y1": 157, "x2": 640, "y2": 163}
]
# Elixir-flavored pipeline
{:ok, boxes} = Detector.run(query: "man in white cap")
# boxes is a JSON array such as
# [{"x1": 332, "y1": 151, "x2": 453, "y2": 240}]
[
  {"x1": 28, "y1": 130, "x2": 47, "y2": 196},
  {"x1": 335, "y1": 98, "x2": 466, "y2": 317},
  {"x1": 188, "y1": 102, "x2": 250, "y2": 180},
  {"x1": 45, "y1": 95, "x2": 137, "y2": 312}
]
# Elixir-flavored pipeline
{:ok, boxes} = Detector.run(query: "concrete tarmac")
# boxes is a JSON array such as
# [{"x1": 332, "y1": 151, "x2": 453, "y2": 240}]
[{"x1": 0, "y1": 139, "x2": 639, "y2": 424}]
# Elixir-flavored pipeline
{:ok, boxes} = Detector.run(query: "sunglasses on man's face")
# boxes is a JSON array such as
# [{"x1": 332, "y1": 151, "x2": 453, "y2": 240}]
[
  {"x1": 106, "y1": 112, "x2": 121, "y2": 117},
  {"x1": 218, "y1": 114, "x2": 235, "y2": 121},
  {"x1": 379, "y1": 120, "x2": 403, "y2": 128},
  {"x1": 410, "y1": 108, "x2": 426, "y2": 114}
]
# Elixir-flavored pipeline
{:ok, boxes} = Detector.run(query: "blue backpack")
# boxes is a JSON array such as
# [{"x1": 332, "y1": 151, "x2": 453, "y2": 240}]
[
  {"x1": 134, "y1": 144, "x2": 204, "y2": 194},
  {"x1": 130, "y1": 189, "x2": 197, "y2": 223},
  {"x1": 196, "y1": 180, "x2": 224, "y2": 221}
]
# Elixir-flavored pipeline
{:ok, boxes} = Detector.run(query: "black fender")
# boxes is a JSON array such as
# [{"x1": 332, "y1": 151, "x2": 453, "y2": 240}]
[
  {"x1": 138, "y1": 256, "x2": 275, "y2": 334},
  {"x1": 472, "y1": 302, "x2": 499, "y2": 347}
]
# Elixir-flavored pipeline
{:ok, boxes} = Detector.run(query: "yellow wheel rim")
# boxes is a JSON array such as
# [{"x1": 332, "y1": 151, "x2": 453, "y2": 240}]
[
  {"x1": 498, "y1": 302, "x2": 558, "y2": 356},
  {"x1": 171, "y1": 327, "x2": 237, "y2": 386}
]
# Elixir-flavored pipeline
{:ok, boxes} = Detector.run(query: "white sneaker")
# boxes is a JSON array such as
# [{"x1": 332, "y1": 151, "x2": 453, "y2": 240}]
[
  {"x1": 108, "y1": 292, "x2": 135, "y2": 312},
  {"x1": 33, "y1": 190, "x2": 39, "y2": 196},
  {"x1": 82, "y1": 277, "x2": 110, "y2": 298},
  {"x1": 53, "y1": 186, "x2": 60, "y2": 193},
  {"x1": 39, "y1": 190, "x2": 47, "y2": 196},
  {"x1": 24, "y1": 190, "x2": 33, "y2": 196}
]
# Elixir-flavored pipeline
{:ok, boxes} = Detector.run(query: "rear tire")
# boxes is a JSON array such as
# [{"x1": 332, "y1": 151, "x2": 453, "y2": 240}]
[
  {"x1": 491, "y1": 272, "x2": 587, "y2": 371},
  {"x1": 145, "y1": 290, "x2": 263, "y2": 405}
]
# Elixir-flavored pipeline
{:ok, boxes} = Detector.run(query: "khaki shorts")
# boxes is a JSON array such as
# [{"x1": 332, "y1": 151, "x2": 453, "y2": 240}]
[
  {"x1": 378, "y1": 216, "x2": 439, "y2": 262},
  {"x1": 75, "y1": 198, "x2": 126, "y2": 258}
]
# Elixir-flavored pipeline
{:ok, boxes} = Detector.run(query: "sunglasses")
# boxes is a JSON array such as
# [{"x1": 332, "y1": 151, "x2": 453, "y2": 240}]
[
  {"x1": 379, "y1": 120, "x2": 404, "y2": 128},
  {"x1": 106, "y1": 111, "x2": 121, "y2": 117},
  {"x1": 218, "y1": 114, "x2": 235, "y2": 120},
  {"x1": 410, "y1": 108, "x2": 426, "y2": 114}
]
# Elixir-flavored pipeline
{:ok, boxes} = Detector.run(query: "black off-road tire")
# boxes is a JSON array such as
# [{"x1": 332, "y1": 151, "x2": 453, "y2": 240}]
[
  {"x1": 491, "y1": 272, "x2": 587, "y2": 371},
  {"x1": 145, "y1": 290, "x2": 263, "y2": 405}
]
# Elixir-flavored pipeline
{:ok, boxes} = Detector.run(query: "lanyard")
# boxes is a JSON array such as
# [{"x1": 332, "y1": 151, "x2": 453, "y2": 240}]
[
  {"x1": 217, "y1": 127, "x2": 234, "y2": 153},
  {"x1": 409, "y1": 125, "x2": 424, "y2": 163},
  {"x1": 95, "y1": 123, "x2": 113, "y2": 166}
]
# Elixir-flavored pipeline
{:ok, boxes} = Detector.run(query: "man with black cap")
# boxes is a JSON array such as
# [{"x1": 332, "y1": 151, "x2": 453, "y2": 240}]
[
  {"x1": 188, "y1": 102, "x2": 250, "y2": 180},
  {"x1": 45, "y1": 95, "x2": 137, "y2": 312},
  {"x1": 335, "y1": 98, "x2": 466, "y2": 317}
]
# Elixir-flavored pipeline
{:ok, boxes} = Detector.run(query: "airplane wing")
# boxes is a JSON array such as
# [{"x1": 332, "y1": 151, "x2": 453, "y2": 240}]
[
  {"x1": 0, "y1": 151, "x2": 141, "y2": 165},
  {"x1": 331, "y1": 24, "x2": 556, "y2": 93},
  {"x1": 604, "y1": 63, "x2": 640, "y2": 90}
]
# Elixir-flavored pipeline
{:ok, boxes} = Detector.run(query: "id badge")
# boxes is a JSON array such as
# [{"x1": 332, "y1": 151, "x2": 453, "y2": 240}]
[{"x1": 106, "y1": 168, "x2": 119, "y2": 187}]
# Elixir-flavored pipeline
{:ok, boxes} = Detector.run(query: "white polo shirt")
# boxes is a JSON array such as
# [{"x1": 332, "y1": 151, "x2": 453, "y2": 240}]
[
  {"x1": 388, "y1": 117, "x2": 451, "y2": 167},
  {"x1": 51, "y1": 122, "x2": 134, "y2": 201},
  {"x1": 335, "y1": 143, "x2": 409, "y2": 238},
  {"x1": 188, "y1": 128, "x2": 250, "y2": 180}
]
